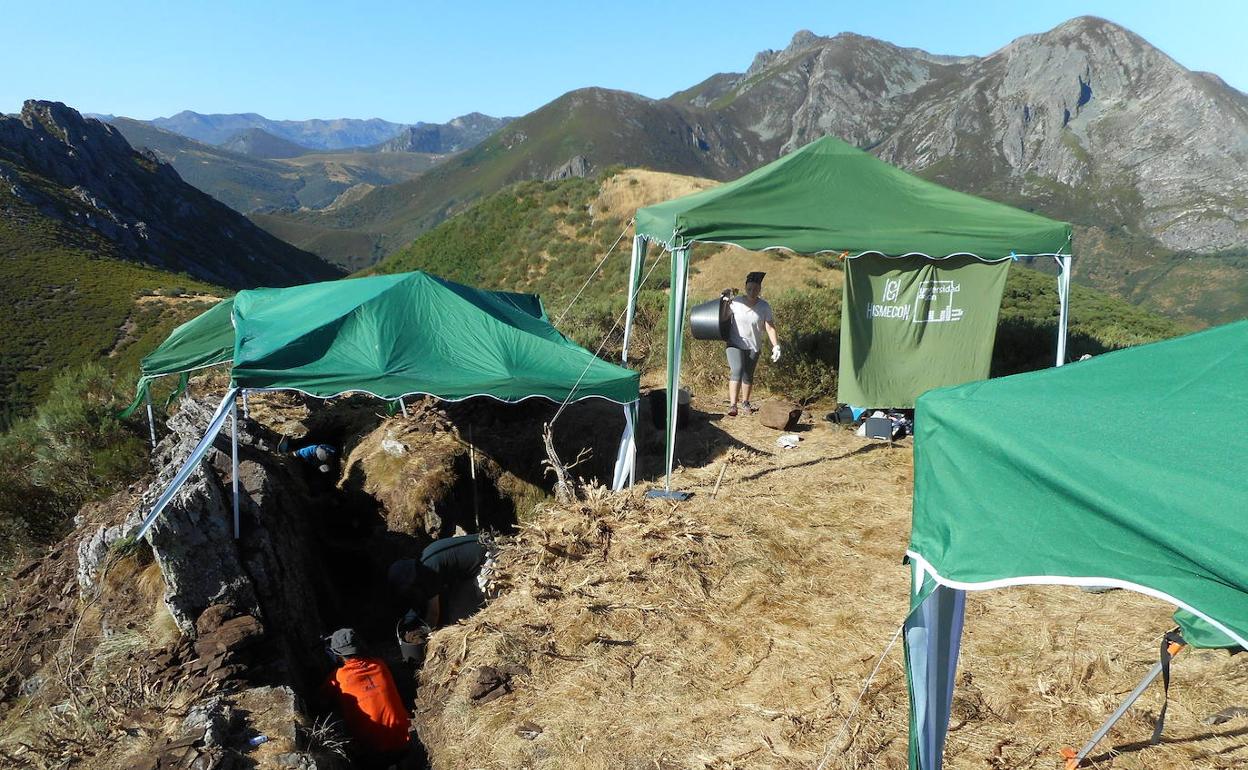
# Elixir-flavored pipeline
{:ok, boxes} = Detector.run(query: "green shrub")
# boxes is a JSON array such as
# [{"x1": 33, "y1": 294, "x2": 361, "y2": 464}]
[{"x1": 0, "y1": 364, "x2": 148, "y2": 564}]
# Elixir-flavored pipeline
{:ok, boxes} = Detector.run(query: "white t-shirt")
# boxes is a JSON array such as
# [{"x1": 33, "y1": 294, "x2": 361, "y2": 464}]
[{"x1": 726, "y1": 297, "x2": 774, "y2": 353}]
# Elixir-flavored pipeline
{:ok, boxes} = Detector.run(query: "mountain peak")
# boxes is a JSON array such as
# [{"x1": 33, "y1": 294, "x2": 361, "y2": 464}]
[{"x1": 788, "y1": 29, "x2": 820, "y2": 50}]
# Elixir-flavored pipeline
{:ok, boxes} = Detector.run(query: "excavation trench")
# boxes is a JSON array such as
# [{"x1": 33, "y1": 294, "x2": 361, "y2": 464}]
[{"x1": 237, "y1": 394, "x2": 624, "y2": 767}]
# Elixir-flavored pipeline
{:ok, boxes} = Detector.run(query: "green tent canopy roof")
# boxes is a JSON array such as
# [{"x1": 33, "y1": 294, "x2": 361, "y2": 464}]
[
  {"x1": 908, "y1": 320, "x2": 1248, "y2": 648},
  {"x1": 635, "y1": 135, "x2": 1072, "y2": 259},
  {"x1": 125, "y1": 271, "x2": 638, "y2": 409}
]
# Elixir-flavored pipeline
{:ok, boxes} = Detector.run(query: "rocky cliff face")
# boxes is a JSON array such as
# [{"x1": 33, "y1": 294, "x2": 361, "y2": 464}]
[
  {"x1": 0, "y1": 101, "x2": 341, "y2": 288},
  {"x1": 685, "y1": 17, "x2": 1248, "y2": 252}
]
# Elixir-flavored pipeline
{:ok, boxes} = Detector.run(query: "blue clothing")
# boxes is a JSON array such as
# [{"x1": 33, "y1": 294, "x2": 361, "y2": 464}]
[{"x1": 294, "y1": 444, "x2": 336, "y2": 461}]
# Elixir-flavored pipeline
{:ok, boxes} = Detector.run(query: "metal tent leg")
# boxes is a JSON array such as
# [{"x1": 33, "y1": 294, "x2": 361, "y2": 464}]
[
  {"x1": 145, "y1": 392, "x2": 158, "y2": 450},
  {"x1": 231, "y1": 397, "x2": 240, "y2": 540},
  {"x1": 1055, "y1": 254, "x2": 1072, "y2": 367}
]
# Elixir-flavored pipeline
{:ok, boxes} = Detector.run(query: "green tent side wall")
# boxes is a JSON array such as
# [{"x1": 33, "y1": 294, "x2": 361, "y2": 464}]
[{"x1": 905, "y1": 320, "x2": 1248, "y2": 769}]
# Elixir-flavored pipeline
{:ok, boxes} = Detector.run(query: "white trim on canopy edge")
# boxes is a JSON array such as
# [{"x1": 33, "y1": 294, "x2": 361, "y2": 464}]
[
  {"x1": 635, "y1": 232, "x2": 1073, "y2": 263},
  {"x1": 906, "y1": 549, "x2": 1248, "y2": 650},
  {"x1": 237, "y1": 385, "x2": 639, "y2": 407}
]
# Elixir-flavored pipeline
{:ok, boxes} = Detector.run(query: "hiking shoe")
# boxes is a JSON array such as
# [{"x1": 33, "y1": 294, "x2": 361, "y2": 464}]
[
  {"x1": 741, "y1": 401, "x2": 756, "y2": 414},
  {"x1": 726, "y1": 405, "x2": 738, "y2": 417}
]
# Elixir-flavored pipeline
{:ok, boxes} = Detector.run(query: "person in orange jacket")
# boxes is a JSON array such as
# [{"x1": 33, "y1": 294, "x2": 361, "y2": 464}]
[{"x1": 324, "y1": 628, "x2": 411, "y2": 768}]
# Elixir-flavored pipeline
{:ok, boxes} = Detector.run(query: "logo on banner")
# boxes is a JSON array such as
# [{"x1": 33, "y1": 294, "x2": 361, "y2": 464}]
[
  {"x1": 912, "y1": 280, "x2": 964, "y2": 324},
  {"x1": 867, "y1": 277, "x2": 966, "y2": 323},
  {"x1": 867, "y1": 278, "x2": 910, "y2": 320}
]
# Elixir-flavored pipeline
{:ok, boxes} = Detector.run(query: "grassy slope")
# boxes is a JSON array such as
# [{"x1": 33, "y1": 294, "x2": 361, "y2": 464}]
[{"x1": 0, "y1": 181, "x2": 220, "y2": 425}]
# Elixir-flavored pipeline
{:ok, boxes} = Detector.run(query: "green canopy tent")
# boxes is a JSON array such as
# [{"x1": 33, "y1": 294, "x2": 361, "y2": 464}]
[
  {"x1": 630, "y1": 135, "x2": 1073, "y2": 492},
  {"x1": 904, "y1": 320, "x2": 1248, "y2": 769},
  {"x1": 129, "y1": 271, "x2": 640, "y2": 541}
]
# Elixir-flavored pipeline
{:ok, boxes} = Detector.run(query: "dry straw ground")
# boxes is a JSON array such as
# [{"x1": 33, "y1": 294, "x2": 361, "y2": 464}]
[{"x1": 415, "y1": 393, "x2": 1248, "y2": 770}]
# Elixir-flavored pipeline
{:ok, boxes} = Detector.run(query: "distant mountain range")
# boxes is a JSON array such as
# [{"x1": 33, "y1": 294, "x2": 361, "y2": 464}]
[
  {"x1": 256, "y1": 16, "x2": 1248, "y2": 325},
  {"x1": 90, "y1": 111, "x2": 514, "y2": 217},
  {"x1": 0, "y1": 101, "x2": 341, "y2": 418},
  {"x1": 93, "y1": 110, "x2": 515, "y2": 155},
  {"x1": 107, "y1": 118, "x2": 444, "y2": 213},
  {"x1": 147, "y1": 111, "x2": 407, "y2": 150}
]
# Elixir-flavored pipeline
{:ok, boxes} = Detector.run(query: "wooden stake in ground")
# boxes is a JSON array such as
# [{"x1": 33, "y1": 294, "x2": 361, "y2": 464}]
[{"x1": 710, "y1": 458, "x2": 731, "y2": 499}]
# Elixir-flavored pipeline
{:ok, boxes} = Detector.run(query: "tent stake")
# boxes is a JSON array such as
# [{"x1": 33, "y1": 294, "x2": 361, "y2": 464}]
[
  {"x1": 398, "y1": 397, "x2": 409, "y2": 418},
  {"x1": 231, "y1": 397, "x2": 240, "y2": 540}
]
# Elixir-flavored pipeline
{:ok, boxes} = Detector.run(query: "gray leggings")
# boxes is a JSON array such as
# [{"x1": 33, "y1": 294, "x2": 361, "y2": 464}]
[{"x1": 726, "y1": 346, "x2": 760, "y2": 384}]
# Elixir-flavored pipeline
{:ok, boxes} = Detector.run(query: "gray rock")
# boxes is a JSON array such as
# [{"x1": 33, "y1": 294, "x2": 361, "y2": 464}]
[
  {"x1": 183, "y1": 694, "x2": 235, "y2": 748},
  {"x1": 75, "y1": 523, "x2": 128, "y2": 593},
  {"x1": 547, "y1": 155, "x2": 591, "y2": 181}
]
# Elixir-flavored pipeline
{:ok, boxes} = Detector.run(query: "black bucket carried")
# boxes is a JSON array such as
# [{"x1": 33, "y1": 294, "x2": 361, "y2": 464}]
[{"x1": 690, "y1": 296, "x2": 732, "y2": 341}]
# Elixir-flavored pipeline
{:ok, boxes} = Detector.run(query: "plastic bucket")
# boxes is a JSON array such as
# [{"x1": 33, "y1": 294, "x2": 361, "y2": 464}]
[
  {"x1": 396, "y1": 616, "x2": 429, "y2": 664},
  {"x1": 690, "y1": 298, "x2": 731, "y2": 341}
]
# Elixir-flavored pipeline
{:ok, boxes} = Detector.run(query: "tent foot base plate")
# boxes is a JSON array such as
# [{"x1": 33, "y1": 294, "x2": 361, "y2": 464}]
[{"x1": 646, "y1": 489, "x2": 692, "y2": 501}]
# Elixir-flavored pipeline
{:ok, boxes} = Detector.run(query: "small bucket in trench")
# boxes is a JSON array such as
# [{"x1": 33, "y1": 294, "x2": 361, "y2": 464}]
[{"x1": 396, "y1": 612, "x2": 431, "y2": 664}]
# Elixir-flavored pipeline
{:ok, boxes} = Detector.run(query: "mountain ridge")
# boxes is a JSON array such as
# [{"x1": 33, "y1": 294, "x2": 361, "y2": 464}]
[{"x1": 258, "y1": 16, "x2": 1248, "y2": 324}]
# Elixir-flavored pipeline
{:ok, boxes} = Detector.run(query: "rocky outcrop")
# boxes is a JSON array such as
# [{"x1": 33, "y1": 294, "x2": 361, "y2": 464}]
[
  {"x1": 547, "y1": 155, "x2": 591, "y2": 181},
  {"x1": 0, "y1": 100, "x2": 340, "y2": 288},
  {"x1": 375, "y1": 112, "x2": 511, "y2": 154},
  {"x1": 75, "y1": 395, "x2": 336, "y2": 696}
]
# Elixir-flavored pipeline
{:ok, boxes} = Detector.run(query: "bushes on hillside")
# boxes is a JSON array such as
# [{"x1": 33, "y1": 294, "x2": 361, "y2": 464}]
[{"x1": 0, "y1": 364, "x2": 147, "y2": 563}]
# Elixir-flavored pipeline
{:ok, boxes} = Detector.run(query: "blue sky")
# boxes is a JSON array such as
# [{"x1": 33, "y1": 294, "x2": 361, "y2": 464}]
[{"x1": 5, "y1": 0, "x2": 1245, "y2": 123}]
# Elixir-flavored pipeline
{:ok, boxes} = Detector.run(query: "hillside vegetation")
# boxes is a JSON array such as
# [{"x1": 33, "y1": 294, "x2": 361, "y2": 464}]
[
  {"x1": 0, "y1": 189, "x2": 220, "y2": 424},
  {"x1": 370, "y1": 168, "x2": 1186, "y2": 401}
]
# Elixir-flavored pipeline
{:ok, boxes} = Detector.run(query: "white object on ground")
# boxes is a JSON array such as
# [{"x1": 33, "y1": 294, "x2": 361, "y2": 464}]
[
  {"x1": 381, "y1": 438, "x2": 408, "y2": 457},
  {"x1": 777, "y1": 434, "x2": 801, "y2": 449}
]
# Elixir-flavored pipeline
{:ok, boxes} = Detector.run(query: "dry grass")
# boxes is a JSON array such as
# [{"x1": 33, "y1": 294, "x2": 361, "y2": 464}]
[
  {"x1": 595, "y1": 170, "x2": 717, "y2": 221},
  {"x1": 414, "y1": 395, "x2": 1248, "y2": 769},
  {"x1": 688, "y1": 246, "x2": 839, "y2": 299}
]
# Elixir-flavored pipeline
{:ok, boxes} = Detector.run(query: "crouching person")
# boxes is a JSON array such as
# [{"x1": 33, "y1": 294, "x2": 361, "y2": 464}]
[
  {"x1": 324, "y1": 628, "x2": 411, "y2": 769},
  {"x1": 387, "y1": 534, "x2": 496, "y2": 629}
]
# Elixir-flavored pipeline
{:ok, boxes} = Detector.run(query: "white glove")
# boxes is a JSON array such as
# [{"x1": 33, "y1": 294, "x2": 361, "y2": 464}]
[{"x1": 771, "y1": 345, "x2": 781, "y2": 363}]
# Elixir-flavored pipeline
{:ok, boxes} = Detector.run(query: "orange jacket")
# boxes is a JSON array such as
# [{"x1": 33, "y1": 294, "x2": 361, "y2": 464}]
[{"x1": 326, "y1": 657, "x2": 411, "y2": 753}]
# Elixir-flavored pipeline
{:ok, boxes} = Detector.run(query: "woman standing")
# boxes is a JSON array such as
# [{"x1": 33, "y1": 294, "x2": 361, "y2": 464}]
[{"x1": 725, "y1": 271, "x2": 780, "y2": 416}]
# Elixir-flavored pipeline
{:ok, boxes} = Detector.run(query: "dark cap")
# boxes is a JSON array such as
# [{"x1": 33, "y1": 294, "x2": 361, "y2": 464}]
[
  {"x1": 745, "y1": 271, "x2": 766, "y2": 285},
  {"x1": 329, "y1": 627, "x2": 363, "y2": 657}
]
